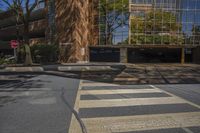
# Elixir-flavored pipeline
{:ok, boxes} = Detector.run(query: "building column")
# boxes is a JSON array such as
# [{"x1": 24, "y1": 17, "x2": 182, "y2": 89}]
[
  {"x1": 46, "y1": 0, "x2": 56, "y2": 44},
  {"x1": 181, "y1": 48, "x2": 185, "y2": 64},
  {"x1": 120, "y1": 48, "x2": 128, "y2": 63}
]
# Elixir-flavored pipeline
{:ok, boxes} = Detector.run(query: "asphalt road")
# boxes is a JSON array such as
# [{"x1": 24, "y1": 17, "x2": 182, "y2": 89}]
[
  {"x1": 1, "y1": 66, "x2": 200, "y2": 133},
  {"x1": 0, "y1": 74, "x2": 80, "y2": 133},
  {"x1": 155, "y1": 84, "x2": 200, "y2": 106}
]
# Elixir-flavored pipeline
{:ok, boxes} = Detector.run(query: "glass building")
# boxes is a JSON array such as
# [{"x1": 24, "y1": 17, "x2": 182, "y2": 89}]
[
  {"x1": 98, "y1": 0, "x2": 129, "y2": 45},
  {"x1": 97, "y1": 0, "x2": 200, "y2": 46}
]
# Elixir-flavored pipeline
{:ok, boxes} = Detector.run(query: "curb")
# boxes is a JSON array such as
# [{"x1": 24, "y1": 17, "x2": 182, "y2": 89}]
[{"x1": 0, "y1": 64, "x2": 125, "y2": 73}]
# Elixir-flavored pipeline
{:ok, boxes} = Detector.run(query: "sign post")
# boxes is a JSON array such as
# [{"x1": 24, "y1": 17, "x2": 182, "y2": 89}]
[{"x1": 10, "y1": 40, "x2": 19, "y2": 61}]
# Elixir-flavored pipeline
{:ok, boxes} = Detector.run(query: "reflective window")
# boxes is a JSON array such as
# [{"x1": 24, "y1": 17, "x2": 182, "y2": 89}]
[{"x1": 95, "y1": 0, "x2": 200, "y2": 46}]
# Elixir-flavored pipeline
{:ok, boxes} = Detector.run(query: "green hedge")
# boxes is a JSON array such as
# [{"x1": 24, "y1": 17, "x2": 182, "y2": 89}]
[{"x1": 31, "y1": 44, "x2": 58, "y2": 63}]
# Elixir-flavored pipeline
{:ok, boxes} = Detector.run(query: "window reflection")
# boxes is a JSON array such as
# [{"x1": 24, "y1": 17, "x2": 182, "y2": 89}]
[{"x1": 96, "y1": 0, "x2": 200, "y2": 46}]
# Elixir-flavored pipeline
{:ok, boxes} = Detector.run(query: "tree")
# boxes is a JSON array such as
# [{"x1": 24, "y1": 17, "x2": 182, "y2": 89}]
[
  {"x1": 55, "y1": 0, "x2": 90, "y2": 63},
  {"x1": 99, "y1": 0, "x2": 129, "y2": 45},
  {"x1": 2, "y1": 0, "x2": 44, "y2": 65},
  {"x1": 130, "y1": 10, "x2": 183, "y2": 45}
]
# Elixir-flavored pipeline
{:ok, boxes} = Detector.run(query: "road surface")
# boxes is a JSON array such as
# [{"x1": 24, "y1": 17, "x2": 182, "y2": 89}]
[
  {"x1": 69, "y1": 80, "x2": 200, "y2": 133},
  {"x1": 1, "y1": 64, "x2": 200, "y2": 133},
  {"x1": 0, "y1": 74, "x2": 80, "y2": 133}
]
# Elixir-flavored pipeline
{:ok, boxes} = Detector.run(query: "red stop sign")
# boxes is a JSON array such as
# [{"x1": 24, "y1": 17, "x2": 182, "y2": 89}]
[{"x1": 10, "y1": 40, "x2": 19, "y2": 48}]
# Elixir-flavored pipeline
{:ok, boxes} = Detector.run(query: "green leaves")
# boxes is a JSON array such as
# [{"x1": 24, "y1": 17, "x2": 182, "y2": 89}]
[{"x1": 130, "y1": 9, "x2": 183, "y2": 45}]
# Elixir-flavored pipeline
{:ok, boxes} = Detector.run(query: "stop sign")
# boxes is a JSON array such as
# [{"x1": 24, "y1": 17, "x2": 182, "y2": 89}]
[{"x1": 10, "y1": 40, "x2": 19, "y2": 48}]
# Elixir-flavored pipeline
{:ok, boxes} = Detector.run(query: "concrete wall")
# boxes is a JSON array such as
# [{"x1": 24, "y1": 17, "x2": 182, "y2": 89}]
[{"x1": 120, "y1": 48, "x2": 128, "y2": 63}]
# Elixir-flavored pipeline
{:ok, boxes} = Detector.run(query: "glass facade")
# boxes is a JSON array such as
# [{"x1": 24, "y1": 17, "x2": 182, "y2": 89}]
[
  {"x1": 98, "y1": 0, "x2": 129, "y2": 45},
  {"x1": 97, "y1": 0, "x2": 200, "y2": 46}
]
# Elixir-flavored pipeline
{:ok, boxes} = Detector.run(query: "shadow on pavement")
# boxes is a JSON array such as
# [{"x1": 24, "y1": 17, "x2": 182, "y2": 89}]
[
  {"x1": 42, "y1": 64, "x2": 200, "y2": 85},
  {"x1": 0, "y1": 75, "x2": 45, "y2": 106},
  {"x1": 1, "y1": 64, "x2": 200, "y2": 86}
]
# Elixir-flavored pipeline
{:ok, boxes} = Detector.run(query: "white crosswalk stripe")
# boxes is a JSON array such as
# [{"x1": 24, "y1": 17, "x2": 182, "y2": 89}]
[
  {"x1": 80, "y1": 89, "x2": 162, "y2": 95},
  {"x1": 83, "y1": 112, "x2": 200, "y2": 133},
  {"x1": 79, "y1": 97, "x2": 186, "y2": 108},
  {"x1": 69, "y1": 81, "x2": 200, "y2": 133}
]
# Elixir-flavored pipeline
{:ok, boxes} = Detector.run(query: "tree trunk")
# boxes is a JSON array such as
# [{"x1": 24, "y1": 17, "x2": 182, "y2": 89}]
[
  {"x1": 23, "y1": 22, "x2": 33, "y2": 65},
  {"x1": 55, "y1": 0, "x2": 89, "y2": 63},
  {"x1": 106, "y1": 32, "x2": 113, "y2": 45},
  {"x1": 24, "y1": 44, "x2": 33, "y2": 65},
  {"x1": 23, "y1": 23, "x2": 30, "y2": 44}
]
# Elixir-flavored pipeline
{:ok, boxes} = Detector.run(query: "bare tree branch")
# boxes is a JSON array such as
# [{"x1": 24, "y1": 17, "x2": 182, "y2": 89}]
[
  {"x1": 2, "y1": 0, "x2": 12, "y2": 8},
  {"x1": 30, "y1": 0, "x2": 39, "y2": 12},
  {"x1": 25, "y1": 0, "x2": 30, "y2": 14}
]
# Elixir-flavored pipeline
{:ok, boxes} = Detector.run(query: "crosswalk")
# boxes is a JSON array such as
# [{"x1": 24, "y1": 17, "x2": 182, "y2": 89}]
[{"x1": 69, "y1": 81, "x2": 200, "y2": 133}]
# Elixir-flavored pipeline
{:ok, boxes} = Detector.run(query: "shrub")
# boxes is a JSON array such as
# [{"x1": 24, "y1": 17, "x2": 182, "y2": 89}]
[
  {"x1": 31, "y1": 44, "x2": 58, "y2": 63},
  {"x1": 0, "y1": 57, "x2": 16, "y2": 65}
]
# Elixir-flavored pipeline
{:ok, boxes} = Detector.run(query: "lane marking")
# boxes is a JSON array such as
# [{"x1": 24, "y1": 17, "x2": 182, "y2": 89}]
[
  {"x1": 80, "y1": 89, "x2": 162, "y2": 95},
  {"x1": 69, "y1": 82, "x2": 200, "y2": 133},
  {"x1": 68, "y1": 80, "x2": 87, "y2": 133},
  {"x1": 79, "y1": 97, "x2": 186, "y2": 108},
  {"x1": 81, "y1": 82, "x2": 118, "y2": 87},
  {"x1": 82, "y1": 112, "x2": 200, "y2": 133}
]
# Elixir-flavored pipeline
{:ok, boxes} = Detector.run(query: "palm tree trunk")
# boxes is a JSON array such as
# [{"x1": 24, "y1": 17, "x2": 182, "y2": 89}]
[
  {"x1": 55, "y1": 0, "x2": 89, "y2": 63},
  {"x1": 23, "y1": 22, "x2": 33, "y2": 65}
]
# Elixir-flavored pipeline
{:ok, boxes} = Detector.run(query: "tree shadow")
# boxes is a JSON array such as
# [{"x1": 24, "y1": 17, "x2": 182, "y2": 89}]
[
  {"x1": 1, "y1": 64, "x2": 200, "y2": 108},
  {"x1": 41, "y1": 64, "x2": 200, "y2": 85},
  {"x1": 1, "y1": 64, "x2": 200, "y2": 86},
  {"x1": 0, "y1": 75, "x2": 48, "y2": 107}
]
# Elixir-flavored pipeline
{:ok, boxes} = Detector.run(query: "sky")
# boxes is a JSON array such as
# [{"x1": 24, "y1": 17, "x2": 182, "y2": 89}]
[{"x1": 1, "y1": 0, "x2": 36, "y2": 11}]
